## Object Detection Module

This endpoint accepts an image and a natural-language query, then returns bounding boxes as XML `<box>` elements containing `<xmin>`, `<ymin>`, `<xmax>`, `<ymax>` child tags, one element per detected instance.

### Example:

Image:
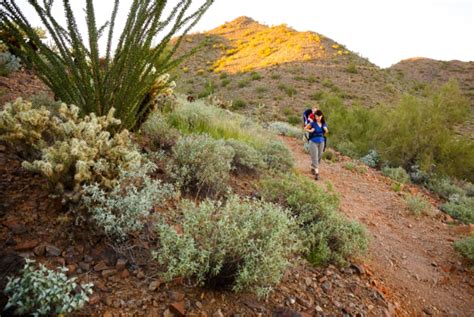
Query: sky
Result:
<box><xmin>14</xmin><ymin>0</ymin><xmax>474</xmax><ymax>68</ymax></box>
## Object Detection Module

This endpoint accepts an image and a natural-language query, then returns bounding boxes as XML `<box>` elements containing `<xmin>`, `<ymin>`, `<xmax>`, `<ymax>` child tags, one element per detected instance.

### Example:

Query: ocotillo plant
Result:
<box><xmin>0</xmin><ymin>0</ymin><xmax>214</xmax><ymax>130</ymax></box>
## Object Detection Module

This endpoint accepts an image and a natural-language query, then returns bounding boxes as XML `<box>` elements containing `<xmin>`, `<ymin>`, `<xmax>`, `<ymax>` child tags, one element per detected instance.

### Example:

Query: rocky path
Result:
<box><xmin>282</xmin><ymin>136</ymin><xmax>474</xmax><ymax>317</ymax></box>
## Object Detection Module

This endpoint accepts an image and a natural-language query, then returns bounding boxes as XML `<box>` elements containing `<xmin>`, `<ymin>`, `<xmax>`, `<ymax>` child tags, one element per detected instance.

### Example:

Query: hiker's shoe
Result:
<box><xmin>315</xmin><ymin>173</ymin><xmax>320</xmax><ymax>180</ymax></box>
<box><xmin>311</xmin><ymin>168</ymin><xmax>316</xmax><ymax>175</ymax></box>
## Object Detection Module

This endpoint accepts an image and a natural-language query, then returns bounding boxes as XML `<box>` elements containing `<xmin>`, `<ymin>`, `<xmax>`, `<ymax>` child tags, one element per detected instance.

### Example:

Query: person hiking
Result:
<box><xmin>303</xmin><ymin>105</ymin><xmax>319</xmax><ymax>142</ymax></box>
<box><xmin>304</xmin><ymin>109</ymin><xmax>328</xmax><ymax>180</ymax></box>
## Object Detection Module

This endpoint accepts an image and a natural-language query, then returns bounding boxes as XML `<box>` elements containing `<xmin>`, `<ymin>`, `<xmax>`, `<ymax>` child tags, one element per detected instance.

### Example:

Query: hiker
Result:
<box><xmin>304</xmin><ymin>109</ymin><xmax>328</xmax><ymax>180</ymax></box>
<box><xmin>303</xmin><ymin>105</ymin><xmax>319</xmax><ymax>142</ymax></box>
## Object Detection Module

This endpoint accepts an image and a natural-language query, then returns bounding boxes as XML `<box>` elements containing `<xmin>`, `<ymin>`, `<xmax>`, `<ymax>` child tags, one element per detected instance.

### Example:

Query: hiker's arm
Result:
<box><xmin>323</xmin><ymin>126</ymin><xmax>328</xmax><ymax>134</ymax></box>
<box><xmin>304</xmin><ymin>124</ymin><xmax>314</xmax><ymax>132</ymax></box>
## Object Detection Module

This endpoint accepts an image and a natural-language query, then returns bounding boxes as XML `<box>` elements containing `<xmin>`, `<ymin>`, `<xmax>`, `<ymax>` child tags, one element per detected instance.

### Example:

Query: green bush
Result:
<box><xmin>260</xmin><ymin>140</ymin><xmax>294</xmax><ymax>173</ymax></box>
<box><xmin>322</xmin><ymin>149</ymin><xmax>337</xmax><ymax>162</ymax></box>
<box><xmin>197</xmin><ymin>80</ymin><xmax>215</xmax><ymax>98</ymax></box>
<box><xmin>307</xmin><ymin>214</ymin><xmax>367</xmax><ymax>266</ymax></box>
<box><xmin>441</xmin><ymin>196</ymin><xmax>474</xmax><ymax>224</ymax></box>
<box><xmin>82</xmin><ymin>162</ymin><xmax>175</xmax><ymax>241</ymax></box>
<box><xmin>404</xmin><ymin>194</ymin><xmax>433</xmax><ymax>217</ymax></box>
<box><xmin>141</xmin><ymin>111</ymin><xmax>180</xmax><ymax>150</ymax></box>
<box><xmin>319</xmin><ymin>82</ymin><xmax>473</xmax><ymax>182</ymax></box>
<box><xmin>232</xmin><ymin>99</ymin><xmax>247</xmax><ymax>110</ymax></box>
<box><xmin>225</xmin><ymin>139</ymin><xmax>266</xmax><ymax>173</ymax></box>
<box><xmin>360</xmin><ymin>149</ymin><xmax>380</xmax><ymax>168</ymax></box>
<box><xmin>427</xmin><ymin>176</ymin><xmax>466</xmax><ymax>200</ymax></box>
<box><xmin>250</xmin><ymin>71</ymin><xmax>262</xmax><ymax>80</ymax></box>
<box><xmin>4</xmin><ymin>259</ymin><xmax>93</xmax><ymax>315</ymax></box>
<box><xmin>260</xmin><ymin>173</ymin><xmax>367</xmax><ymax>266</ymax></box>
<box><xmin>154</xmin><ymin>196</ymin><xmax>300</xmax><ymax>298</ymax></box>
<box><xmin>169</xmin><ymin>134</ymin><xmax>234</xmax><ymax>196</ymax></box>
<box><xmin>453</xmin><ymin>237</ymin><xmax>474</xmax><ymax>265</ymax></box>
<box><xmin>346</xmin><ymin>62</ymin><xmax>358</xmax><ymax>74</ymax></box>
<box><xmin>381</xmin><ymin>167</ymin><xmax>410</xmax><ymax>184</ymax></box>
<box><xmin>166</xmin><ymin>96</ymin><xmax>270</xmax><ymax>148</ymax></box>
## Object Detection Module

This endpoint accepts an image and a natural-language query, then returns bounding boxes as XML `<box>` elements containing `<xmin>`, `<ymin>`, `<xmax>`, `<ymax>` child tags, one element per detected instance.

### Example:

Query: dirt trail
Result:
<box><xmin>282</xmin><ymin>136</ymin><xmax>474</xmax><ymax>317</ymax></box>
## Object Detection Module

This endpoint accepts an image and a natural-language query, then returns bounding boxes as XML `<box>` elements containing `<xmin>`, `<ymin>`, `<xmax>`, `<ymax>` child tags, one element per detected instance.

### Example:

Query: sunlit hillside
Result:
<box><xmin>171</xmin><ymin>17</ymin><xmax>407</xmax><ymax>122</ymax></box>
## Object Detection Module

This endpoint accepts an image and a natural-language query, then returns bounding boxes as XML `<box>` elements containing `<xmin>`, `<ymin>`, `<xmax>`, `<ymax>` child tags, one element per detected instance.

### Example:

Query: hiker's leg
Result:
<box><xmin>309</xmin><ymin>141</ymin><xmax>319</xmax><ymax>171</ymax></box>
<box><xmin>317</xmin><ymin>142</ymin><xmax>324</xmax><ymax>164</ymax></box>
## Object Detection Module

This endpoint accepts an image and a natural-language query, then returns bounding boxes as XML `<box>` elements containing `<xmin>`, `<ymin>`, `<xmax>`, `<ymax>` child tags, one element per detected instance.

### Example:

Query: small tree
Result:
<box><xmin>0</xmin><ymin>0</ymin><xmax>214</xmax><ymax>130</ymax></box>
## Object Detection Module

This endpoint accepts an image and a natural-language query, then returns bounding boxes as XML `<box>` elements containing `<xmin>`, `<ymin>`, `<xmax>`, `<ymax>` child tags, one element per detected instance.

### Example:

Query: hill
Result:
<box><xmin>171</xmin><ymin>17</ymin><xmax>473</xmax><ymax>139</ymax></box>
<box><xmin>171</xmin><ymin>17</ymin><xmax>406</xmax><ymax>121</ymax></box>
<box><xmin>390</xmin><ymin>58</ymin><xmax>474</xmax><ymax>137</ymax></box>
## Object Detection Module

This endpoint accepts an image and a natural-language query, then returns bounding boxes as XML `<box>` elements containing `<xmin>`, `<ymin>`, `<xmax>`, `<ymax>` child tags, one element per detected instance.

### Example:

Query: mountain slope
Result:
<box><xmin>171</xmin><ymin>17</ymin><xmax>406</xmax><ymax>121</ymax></box>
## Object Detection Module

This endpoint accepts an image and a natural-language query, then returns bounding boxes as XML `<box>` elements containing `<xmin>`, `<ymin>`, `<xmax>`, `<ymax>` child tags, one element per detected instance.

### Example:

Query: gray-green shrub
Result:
<box><xmin>4</xmin><ymin>259</ymin><xmax>93</xmax><ymax>315</ymax></box>
<box><xmin>453</xmin><ymin>237</ymin><xmax>474</xmax><ymax>266</ymax></box>
<box><xmin>260</xmin><ymin>173</ymin><xmax>367</xmax><ymax>266</ymax></box>
<box><xmin>441</xmin><ymin>196</ymin><xmax>474</xmax><ymax>224</ymax></box>
<box><xmin>82</xmin><ymin>162</ymin><xmax>175</xmax><ymax>241</ymax></box>
<box><xmin>141</xmin><ymin>111</ymin><xmax>180</xmax><ymax>150</ymax></box>
<box><xmin>269</xmin><ymin>121</ymin><xmax>302</xmax><ymax>139</ymax></box>
<box><xmin>260</xmin><ymin>140</ymin><xmax>294</xmax><ymax>173</ymax></box>
<box><xmin>154</xmin><ymin>196</ymin><xmax>300</xmax><ymax>298</ymax></box>
<box><xmin>169</xmin><ymin>134</ymin><xmax>234</xmax><ymax>196</ymax></box>
<box><xmin>404</xmin><ymin>194</ymin><xmax>433</xmax><ymax>217</ymax></box>
<box><xmin>225</xmin><ymin>139</ymin><xmax>266</xmax><ymax>173</ymax></box>
<box><xmin>381</xmin><ymin>166</ymin><xmax>410</xmax><ymax>184</ymax></box>
<box><xmin>0</xmin><ymin>51</ymin><xmax>21</xmax><ymax>76</ymax></box>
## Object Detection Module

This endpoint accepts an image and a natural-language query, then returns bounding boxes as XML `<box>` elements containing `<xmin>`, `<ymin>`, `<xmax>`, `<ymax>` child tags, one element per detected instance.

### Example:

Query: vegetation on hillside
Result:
<box><xmin>0</xmin><ymin>0</ymin><xmax>213</xmax><ymax>130</ymax></box>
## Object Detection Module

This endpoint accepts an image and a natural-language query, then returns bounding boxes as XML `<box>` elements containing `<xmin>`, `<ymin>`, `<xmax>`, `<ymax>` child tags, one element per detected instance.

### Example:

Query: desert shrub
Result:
<box><xmin>255</xmin><ymin>86</ymin><xmax>267</xmax><ymax>94</ymax></box>
<box><xmin>408</xmin><ymin>164</ymin><xmax>430</xmax><ymax>184</ymax></box>
<box><xmin>141</xmin><ymin>111</ymin><xmax>180</xmax><ymax>150</ymax></box>
<box><xmin>287</xmin><ymin>115</ymin><xmax>299</xmax><ymax>125</ymax></box>
<box><xmin>427</xmin><ymin>176</ymin><xmax>466</xmax><ymax>200</ymax></box>
<box><xmin>346</xmin><ymin>62</ymin><xmax>358</xmax><ymax>74</ymax></box>
<box><xmin>310</xmin><ymin>91</ymin><xmax>324</xmax><ymax>101</ymax></box>
<box><xmin>322</xmin><ymin>149</ymin><xmax>337</xmax><ymax>162</ymax></box>
<box><xmin>360</xmin><ymin>149</ymin><xmax>380</xmax><ymax>168</ymax></box>
<box><xmin>441</xmin><ymin>196</ymin><xmax>474</xmax><ymax>224</ymax></box>
<box><xmin>82</xmin><ymin>162</ymin><xmax>175</xmax><ymax>241</ymax></box>
<box><xmin>0</xmin><ymin>99</ymin><xmax>142</xmax><ymax>193</ymax></box>
<box><xmin>221</xmin><ymin>78</ymin><xmax>231</xmax><ymax>87</ymax></box>
<box><xmin>225</xmin><ymin>139</ymin><xmax>266</xmax><ymax>173</ymax></box>
<box><xmin>0</xmin><ymin>51</ymin><xmax>21</xmax><ymax>76</ymax></box>
<box><xmin>238</xmin><ymin>79</ymin><xmax>250</xmax><ymax>88</ymax></box>
<box><xmin>278</xmin><ymin>84</ymin><xmax>297</xmax><ymax>97</ymax></box>
<box><xmin>268</xmin><ymin>121</ymin><xmax>302</xmax><ymax>138</ymax></box>
<box><xmin>154</xmin><ymin>196</ymin><xmax>300</xmax><ymax>298</ymax></box>
<box><xmin>1</xmin><ymin>0</ymin><xmax>213</xmax><ymax>130</ymax></box>
<box><xmin>166</xmin><ymin>96</ymin><xmax>270</xmax><ymax>148</ymax></box>
<box><xmin>27</xmin><ymin>92</ymin><xmax>62</xmax><ymax>115</ymax></box>
<box><xmin>335</xmin><ymin>141</ymin><xmax>359</xmax><ymax>158</ymax></box>
<box><xmin>232</xmin><ymin>99</ymin><xmax>247</xmax><ymax>110</ymax></box>
<box><xmin>381</xmin><ymin>167</ymin><xmax>410</xmax><ymax>184</ymax></box>
<box><xmin>260</xmin><ymin>140</ymin><xmax>294</xmax><ymax>173</ymax></box>
<box><xmin>344</xmin><ymin>162</ymin><xmax>356</xmax><ymax>171</ymax></box>
<box><xmin>307</xmin><ymin>214</ymin><xmax>367</xmax><ymax>266</ymax></box>
<box><xmin>169</xmin><ymin>134</ymin><xmax>234</xmax><ymax>196</ymax></box>
<box><xmin>260</xmin><ymin>173</ymin><xmax>367</xmax><ymax>265</ymax></box>
<box><xmin>198</xmin><ymin>80</ymin><xmax>215</xmax><ymax>98</ymax></box>
<box><xmin>453</xmin><ymin>237</ymin><xmax>474</xmax><ymax>265</ymax></box>
<box><xmin>4</xmin><ymin>259</ymin><xmax>93</xmax><ymax>315</ymax></box>
<box><xmin>404</xmin><ymin>194</ymin><xmax>433</xmax><ymax>217</ymax></box>
<box><xmin>250</xmin><ymin>71</ymin><xmax>262</xmax><ymax>80</ymax></box>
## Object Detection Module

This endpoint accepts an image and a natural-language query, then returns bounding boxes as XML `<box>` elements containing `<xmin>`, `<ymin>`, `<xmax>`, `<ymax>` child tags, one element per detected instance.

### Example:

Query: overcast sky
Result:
<box><xmin>15</xmin><ymin>0</ymin><xmax>474</xmax><ymax>68</ymax></box>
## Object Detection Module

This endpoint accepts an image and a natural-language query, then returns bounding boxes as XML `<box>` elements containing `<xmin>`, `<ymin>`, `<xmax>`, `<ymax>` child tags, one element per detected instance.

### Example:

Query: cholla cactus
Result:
<box><xmin>0</xmin><ymin>98</ymin><xmax>143</xmax><ymax>193</ymax></box>
<box><xmin>0</xmin><ymin>98</ymin><xmax>50</xmax><ymax>151</ymax></box>
<box><xmin>4</xmin><ymin>259</ymin><xmax>93</xmax><ymax>315</ymax></box>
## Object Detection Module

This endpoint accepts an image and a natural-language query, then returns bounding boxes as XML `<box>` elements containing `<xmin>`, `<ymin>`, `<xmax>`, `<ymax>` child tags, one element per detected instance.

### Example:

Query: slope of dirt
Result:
<box><xmin>282</xmin><ymin>136</ymin><xmax>474</xmax><ymax>316</ymax></box>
